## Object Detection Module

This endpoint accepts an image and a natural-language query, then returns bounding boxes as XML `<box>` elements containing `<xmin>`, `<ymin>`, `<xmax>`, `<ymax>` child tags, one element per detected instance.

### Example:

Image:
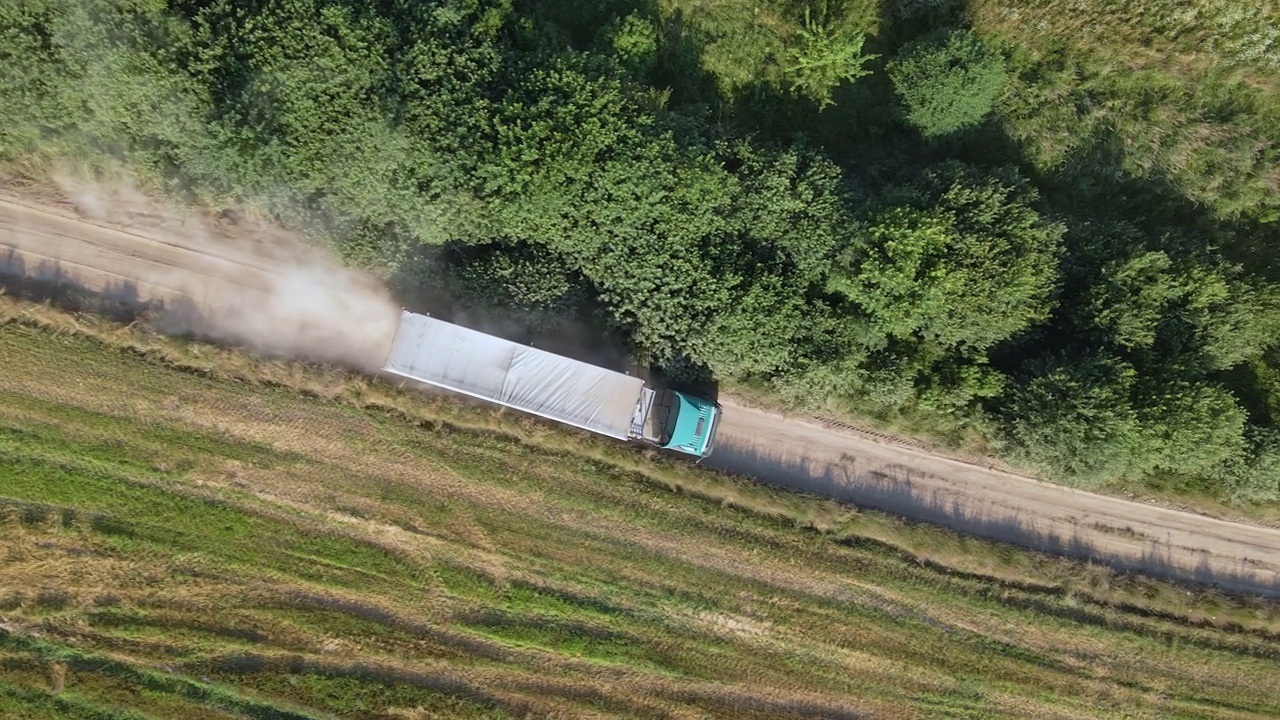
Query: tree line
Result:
<box><xmin>2</xmin><ymin>0</ymin><xmax>1279</xmax><ymax>501</ymax></box>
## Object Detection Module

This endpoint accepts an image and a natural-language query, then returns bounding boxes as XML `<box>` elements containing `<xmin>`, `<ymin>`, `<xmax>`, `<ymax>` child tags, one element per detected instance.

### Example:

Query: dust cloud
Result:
<box><xmin>52</xmin><ymin>176</ymin><xmax>401</xmax><ymax>371</ymax></box>
<box><xmin>164</xmin><ymin>243</ymin><xmax>401</xmax><ymax>372</ymax></box>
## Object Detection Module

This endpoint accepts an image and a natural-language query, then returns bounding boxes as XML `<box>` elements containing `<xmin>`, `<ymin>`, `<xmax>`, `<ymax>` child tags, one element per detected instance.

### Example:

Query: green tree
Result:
<box><xmin>784</xmin><ymin>3</ymin><xmax>878</xmax><ymax>108</ymax></box>
<box><xmin>1132</xmin><ymin>375</ymin><xmax>1248</xmax><ymax>479</ymax></box>
<box><xmin>915</xmin><ymin>351</ymin><xmax>1005</xmax><ymax>414</ymax></box>
<box><xmin>770</xmin><ymin>311</ymin><xmax>880</xmax><ymax>404</ymax></box>
<box><xmin>693</xmin><ymin>143</ymin><xmax>852</xmax><ymax>378</ymax></box>
<box><xmin>179</xmin><ymin>1</ymin><xmax>423</xmax><ymax>224</ymax></box>
<box><xmin>448</xmin><ymin>241</ymin><xmax>589</xmax><ymax>329</ymax></box>
<box><xmin>466</xmin><ymin>54</ymin><xmax>738</xmax><ymax>362</ymax></box>
<box><xmin>1066</xmin><ymin>221</ymin><xmax>1280</xmax><ymax>371</ymax></box>
<box><xmin>0</xmin><ymin>0</ymin><xmax>238</xmax><ymax>195</ymax></box>
<box><xmin>1191</xmin><ymin>276</ymin><xmax>1280</xmax><ymax>371</ymax></box>
<box><xmin>999</xmin><ymin>216</ymin><xmax>1277</xmax><ymax>492</ymax></box>
<box><xmin>1004</xmin><ymin>351</ymin><xmax>1250</xmax><ymax>485</ymax></box>
<box><xmin>1085</xmin><ymin>250</ymin><xmax>1183</xmax><ymax>351</ymax></box>
<box><xmin>601</xmin><ymin>13</ymin><xmax>658</xmax><ymax>78</ymax></box>
<box><xmin>727</xmin><ymin>143</ymin><xmax>850</xmax><ymax>284</ymax></box>
<box><xmin>887</xmin><ymin>28</ymin><xmax>1007</xmax><ymax>137</ymax></box>
<box><xmin>830</xmin><ymin>162</ymin><xmax>1063</xmax><ymax>352</ymax></box>
<box><xmin>1002</xmin><ymin>353</ymin><xmax>1145</xmax><ymax>486</ymax></box>
<box><xmin>1219</xmin><ymin>428</ymin><xmax>1280</xmax><ymax>504</ymax></box>
<box><xmin>0</xmin><ymin>0</ymin><xmax>73</xmax><ymax>158</ymax></box>
<box><xmin>699</xmin><ymin>273</ymin><xmax>812</xmax><ymax>377</ymax></box>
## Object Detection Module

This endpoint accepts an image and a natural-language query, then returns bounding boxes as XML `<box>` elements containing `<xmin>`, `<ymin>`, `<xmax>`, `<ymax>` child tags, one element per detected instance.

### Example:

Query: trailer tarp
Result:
<box><xmin>382</xmin><ymin>311</ymin><xmax>645</xmax><ymax>440</ymax></box>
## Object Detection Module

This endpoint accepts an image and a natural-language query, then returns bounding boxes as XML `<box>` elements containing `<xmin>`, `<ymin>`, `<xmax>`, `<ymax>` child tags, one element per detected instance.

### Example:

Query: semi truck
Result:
<box><xmin>381</xmin><ymin>310</ymin><xmax>722</xmax><ymax>458</ymax></box>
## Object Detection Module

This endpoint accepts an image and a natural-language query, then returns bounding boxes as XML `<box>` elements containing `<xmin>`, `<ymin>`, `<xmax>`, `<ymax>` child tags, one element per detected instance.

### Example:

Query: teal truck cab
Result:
<box><xmin>637</xmin><ymin>388</ymin><xmax>722</xmax><ymax>458</ymax></box>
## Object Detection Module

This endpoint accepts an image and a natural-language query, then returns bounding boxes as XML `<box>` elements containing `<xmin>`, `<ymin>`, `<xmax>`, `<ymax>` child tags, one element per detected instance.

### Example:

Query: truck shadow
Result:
<box><xmin>707</xmin><ymin>437</ymin><xmax>1280</xmax><ymax>600</ymax></box>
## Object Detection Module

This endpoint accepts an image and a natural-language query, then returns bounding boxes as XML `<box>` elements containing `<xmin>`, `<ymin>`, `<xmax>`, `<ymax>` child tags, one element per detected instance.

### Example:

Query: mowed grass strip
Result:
<box><xmin>1</xmin><ymin>306</ymin><xmax>1280</xmax><ymax>717</ymax></box>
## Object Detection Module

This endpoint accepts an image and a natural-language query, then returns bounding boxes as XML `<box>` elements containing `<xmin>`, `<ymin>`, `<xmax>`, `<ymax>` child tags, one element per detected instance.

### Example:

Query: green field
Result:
<box><xmin>3</xmin><ymin>298</ymin><xmax>1280</xmax><ymax>718</ymax></box>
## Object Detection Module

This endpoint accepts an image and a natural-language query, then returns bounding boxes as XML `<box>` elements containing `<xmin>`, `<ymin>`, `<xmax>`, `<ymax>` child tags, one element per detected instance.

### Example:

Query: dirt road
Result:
<box><xmin>4</xmin><ymin>191</ymin><xmax>1280</xmax><ymax>597</ymax></box>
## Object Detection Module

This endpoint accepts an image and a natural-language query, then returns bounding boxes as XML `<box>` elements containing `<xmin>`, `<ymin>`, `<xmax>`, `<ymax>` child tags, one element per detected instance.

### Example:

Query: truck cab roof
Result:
<box><xmin>661</xmin><ymin>391</ymin><xmax>721</xmax><ymax>458</ymax></box>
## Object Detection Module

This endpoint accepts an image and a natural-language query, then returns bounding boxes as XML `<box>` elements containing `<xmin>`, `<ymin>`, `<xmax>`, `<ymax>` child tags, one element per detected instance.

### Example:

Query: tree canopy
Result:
<box><xmin>830</xmin><ymin>162</ymin><xmax>1063</xmax><ymax>352</ymax></box>
<box><xmin>887</xmin><ymin>29</ymin><xmax>1008</xmax><ymax>137</ymax></box>
<box><xmin>3</xmin><ymin>0</ymin><xmax>1280</xmax><ymax>504</ymax></box>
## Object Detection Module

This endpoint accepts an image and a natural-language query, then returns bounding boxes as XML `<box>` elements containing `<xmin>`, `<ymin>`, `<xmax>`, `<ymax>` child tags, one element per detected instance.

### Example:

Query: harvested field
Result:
<box><xmin>2</xmin><ymin>300</ymin><xmax>1280</xmax><ymax>718</ymax></box>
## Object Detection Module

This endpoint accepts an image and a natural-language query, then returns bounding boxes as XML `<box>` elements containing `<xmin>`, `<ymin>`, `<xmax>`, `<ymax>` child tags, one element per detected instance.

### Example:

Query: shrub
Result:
<box><xmin>887</xmin><ymin>29</ymin><xmax>1007</xmax><ymax>137</ymax></box>
<box><xmin>1220</xmin><ymin>428</ymin><xmax>1280</xmax><ymax>504</ymax></box>
<box><xmin>830</xmin><ymin>162</ymin><xmax>1063</xmax><ymax>352</ymax></box>
<box><xmin>605</xmin><ymin>13</ymin><xmax>659</xmax><ymax>76</ymax></box>
<box><xmin>784</xmin><ymin>5</ymin><xmax>878</xmax><ymax>108</ymax></box>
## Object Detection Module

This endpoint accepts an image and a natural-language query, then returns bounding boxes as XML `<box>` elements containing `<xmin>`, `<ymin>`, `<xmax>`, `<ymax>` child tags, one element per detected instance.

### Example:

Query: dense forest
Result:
<box><xmin>3</xmin><ymin>0</ymin><xmax>1280</xmax><ymax>502</ymax></box>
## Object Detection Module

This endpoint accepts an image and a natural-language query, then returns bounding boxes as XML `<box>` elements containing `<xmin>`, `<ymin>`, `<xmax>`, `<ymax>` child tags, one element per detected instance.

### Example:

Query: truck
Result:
<box><xmin>381</xmin><ymin>310</ymin><xmax>722</xmax><ymax>458</ymax></box>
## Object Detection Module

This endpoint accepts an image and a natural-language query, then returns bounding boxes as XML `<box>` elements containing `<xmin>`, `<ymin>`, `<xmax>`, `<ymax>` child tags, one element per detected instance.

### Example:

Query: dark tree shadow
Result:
<box><xmin>0</xmin><ymin>248</ymin><xmax>236</xmax><ymax>352</ymax></box>
<box><xmin>1</xmin><ymin>248</ymin><xmax>153</xmax><ymax>323</ymax></box>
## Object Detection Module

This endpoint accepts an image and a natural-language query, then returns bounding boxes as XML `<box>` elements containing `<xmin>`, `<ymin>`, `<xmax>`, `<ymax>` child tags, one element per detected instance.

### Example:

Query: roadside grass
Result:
<box><xmin>2</xmin><ymin>296</ymin><xmax>1280</xmax><ymax>716</ymax></box>
<box><xmin>6</xmin><ymin>290</ymin><xmax>1280</xmax><ymax>626</ymax></box>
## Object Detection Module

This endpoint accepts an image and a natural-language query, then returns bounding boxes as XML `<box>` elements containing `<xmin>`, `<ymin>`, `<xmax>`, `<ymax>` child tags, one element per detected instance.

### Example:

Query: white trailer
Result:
<box><xmin>381</xmin><ymin>310</ymin><xmax>721</xmax><ymax>457</ymax></box>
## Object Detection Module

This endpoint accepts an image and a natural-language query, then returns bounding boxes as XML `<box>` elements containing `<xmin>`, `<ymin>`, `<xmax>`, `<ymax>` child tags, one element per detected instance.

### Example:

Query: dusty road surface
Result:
<box><xmin>0</xmin><ymin>191</ymin><xmax>399</xmax><ymax>370</ymax></box>
<box><xmin>4</xmin><ymin>189</ymin><xmax>1280</xmax><ymax>598</ymax></box>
